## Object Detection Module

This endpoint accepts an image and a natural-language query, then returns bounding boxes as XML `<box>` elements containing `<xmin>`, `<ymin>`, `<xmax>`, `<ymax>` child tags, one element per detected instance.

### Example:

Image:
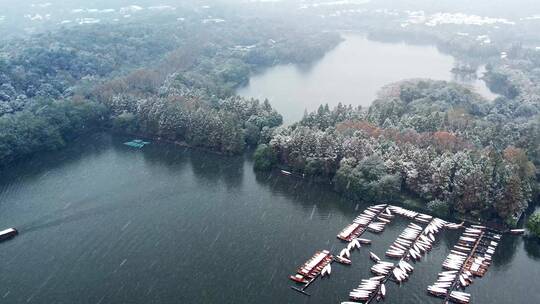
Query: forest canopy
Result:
<box><xmin>257</xmin><ymin>79</ymin><xmax>538</xmax><ymax>224</ymax></box>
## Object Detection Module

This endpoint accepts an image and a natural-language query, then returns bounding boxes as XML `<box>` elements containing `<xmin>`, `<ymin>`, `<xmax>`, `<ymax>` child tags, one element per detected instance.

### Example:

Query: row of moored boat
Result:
<box><xmin>349</xmin><ymin>276</ymin><xmax>387</xmax><ymax>302</ymax></box>
<box><xmin>289</xmin><ymin>250</ymin><xmax>333</xmax><ymax>284</ymax></box>
<box><xmin>338</xmin><ymin>204</ymin><xmax>388</xmax><ymax>241</ymax></box>
<box><xmin>427</xmin><ymin>225</ymin><xmax>501</xmax><ymax>303</ymax></box>
<box><xmin>366</xmin><ymin>206</ymin><xmax>394</xmax><ymax>234</ymax></box>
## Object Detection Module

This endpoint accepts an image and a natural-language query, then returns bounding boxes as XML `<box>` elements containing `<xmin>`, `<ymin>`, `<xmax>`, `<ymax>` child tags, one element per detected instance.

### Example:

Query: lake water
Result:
<box><xmin>238</xmin><ymin>34</ymin><xmax>498</xmax><ymax>123</ymax></box>
<box><xmin>0</xmin><ymin>133</ymin><xmax>538</xmax><ymax>304</ymax></box>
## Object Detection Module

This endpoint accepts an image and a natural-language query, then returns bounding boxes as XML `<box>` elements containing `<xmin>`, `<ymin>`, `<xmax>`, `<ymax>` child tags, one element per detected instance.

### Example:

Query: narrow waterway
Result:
<box><xmin>238</xmin><ymin>34</ymin><xmax>497</xmax><ymax>123</ymax></box>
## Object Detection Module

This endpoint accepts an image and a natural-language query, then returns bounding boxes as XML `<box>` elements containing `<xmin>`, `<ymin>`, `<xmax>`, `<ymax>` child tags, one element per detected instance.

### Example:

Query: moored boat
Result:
<box><xmin>370</xmin><ymin>252</ymin><xmax>381</xmax><ymax>262</ymax></box>
<box><xmin>335</xmin><ymin>255</ymin><xmax>352</xmax><ymax>265</ymax></box>
<box><xmin>510</xmin><ymin>229</ymin><xmax>525</xmax><ymax>235</ymax></box>
<box><xmin>289</xmin><ymin>274</ymin><xmax>308</xmax><ymax>284</ymax></box>
<box><xmin>340</xmin><ymin>248</ymin><xmax>351</xmax><ymax>258</ymax></box>
<box><xmin>321</xmin><ymin>266</ymin><xmax>328</xmax><ymax>277</ymax></box>
<box><xmin>358</xmin><ymin>238</ymin><xmax>372</xmax><ymax>244</ymax></box>
<box><xmin>351</xmin><ymin>239</ymin><xmax>361</xmax><ymax>249</ymax></box>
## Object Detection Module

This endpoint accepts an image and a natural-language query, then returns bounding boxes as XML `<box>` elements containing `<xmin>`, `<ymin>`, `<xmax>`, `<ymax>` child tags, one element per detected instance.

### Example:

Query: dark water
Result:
<box><xmin>0</xmin><ymin>134</ymin><xmax>538</xmax><ymax>304</ymax></box>
<box><xmin>238</xmin><ymin>34</ymin><xmax>497</xmax><ymax>123</ymax></box>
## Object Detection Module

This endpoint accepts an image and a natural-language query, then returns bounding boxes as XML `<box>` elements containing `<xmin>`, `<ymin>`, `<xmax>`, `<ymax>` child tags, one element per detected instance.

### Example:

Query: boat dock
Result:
<box><xmin>427</xmin><ymin>225</ymin><xmax>501</xmax><ymax>304</ymax></box>
<box><xmin>337</xmin><ymin>204</ymin><xmax>388</xmax><ymax>242</ymax></box>
<box><xmin>349</xmin><ymin>217</ymin><xmax>448</xmax><ymax>303</ymax></box>
<box><xmin>288</xmin><ymin>203</ymin><xmax>509</xmax><ymax>303</ymax></box>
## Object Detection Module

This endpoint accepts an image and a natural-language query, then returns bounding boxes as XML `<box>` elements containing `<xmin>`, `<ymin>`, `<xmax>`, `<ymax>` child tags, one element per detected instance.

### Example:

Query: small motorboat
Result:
<box><xmin>0</xmin><ymin>228</ymin><xmax>18</xmax><ymax>242</ymax></box>
<box><xmin>381</xmin><ymin>283</ymin><xmax>386</xmax><ymax>298</ymax></box>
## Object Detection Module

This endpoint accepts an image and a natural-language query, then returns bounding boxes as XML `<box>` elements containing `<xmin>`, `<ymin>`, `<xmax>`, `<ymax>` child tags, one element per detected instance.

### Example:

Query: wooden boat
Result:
<box><xmin>0</xmin><ymin>228</ymin><xmax>18</xmax><ymax>242</ymax></box>
<box><xmin>427</xmin><ymin>286</ymin><xmax>448</xmax><ymax>297</ymax></box>
<box><xmin>449</xmin><ymin>291</ymin><xmax>470</xmax><ymax>304</ymax></box>
<box><xmin>371</xmin><ymin>261</ymin><xmax>394</xmax><ymax>275</ymax></box>
<box><xmin>370</xmin><ymin>252</ymin><xmax>381</xmax><ymax>262</ymax></box>
<box><xmin>358</xmin><ymin>238</ymin><xmax>372</xmax><ymax>244</ymax></box>
<box><xmin>348</xmin><ymin>276</ymin><xmax>383</xmax><ymax>301</ymax></box>
<box><xmin>335</xmin><ymin>255</ymin><xmax>352</xmax><ymax>265</ymax></box>
<box><xmin>368</xmin><ymin>222</ymin><xmax>386</xmax><ymax>233</ymax></box>
<box><xmin>393</xmin><ymin>267</ymin><xmax>408</xmax><ymax>282</ymax></box>
<box><xmin>377</xmin><ymin>217</ymin><xmax>391</xmax><ymax>223</ymax></box>
<box><xmin>386</xmin><ymin>250</ymin><xmax>404</xmax><ymax>258</ymax></box>
<box><xmin>340</xmin><ymin>248</ymin><xmax>351</xmax><ymax>258</ymax></box>
<box><xmin>399</xmin><ymin>260</ymin><xmax>413</xmax><ymax>272</ymax></box>
<box><xmin>459</xmin><ymin>275</ymin><xmax>468</xmax><ymax>287</ymax></box>
<box><xmin>321</xmin><ymin>266</ymin><xmax>329</xmax><ymax>277</ymax></box>
<box><xmin>290</xmin><ymin>273</ymin><xmax>308</xmax><ymax>284</ymax></box>
<box><xmin>445</xmin><ymin>221</ymin><xmax>465</xmax><ymax>229</ymax></box>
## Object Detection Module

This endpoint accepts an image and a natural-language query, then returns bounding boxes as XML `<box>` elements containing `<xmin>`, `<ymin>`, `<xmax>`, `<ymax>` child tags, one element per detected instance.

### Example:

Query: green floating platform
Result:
<box><xmin>124</xmin><ymin>139</ymin><xmax>150</xmax><ymax>148</ymax></box>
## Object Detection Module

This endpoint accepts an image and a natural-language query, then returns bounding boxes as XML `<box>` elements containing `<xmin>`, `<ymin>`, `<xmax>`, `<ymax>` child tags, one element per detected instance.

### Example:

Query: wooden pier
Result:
<box><xmin>442</xmin><ymin>230</ymin><xmax>484</xmax><ymax>304</ymax></box>
<box><xmin>290</xmin><ymin>274</ymin><xmax>318</xmax><ymax>296</ymax></box>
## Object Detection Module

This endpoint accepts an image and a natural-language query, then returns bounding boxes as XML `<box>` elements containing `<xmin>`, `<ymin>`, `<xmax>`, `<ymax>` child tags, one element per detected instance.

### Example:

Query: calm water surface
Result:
<box><xmin>238</xmin><ymin>34</ymin><xmax>498</xmax><ymax>123</ymax></box>
<box><xmin>0</xmin><ymin>134</ymin><xmax>538</xmax><ymax>304</ymax></box>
